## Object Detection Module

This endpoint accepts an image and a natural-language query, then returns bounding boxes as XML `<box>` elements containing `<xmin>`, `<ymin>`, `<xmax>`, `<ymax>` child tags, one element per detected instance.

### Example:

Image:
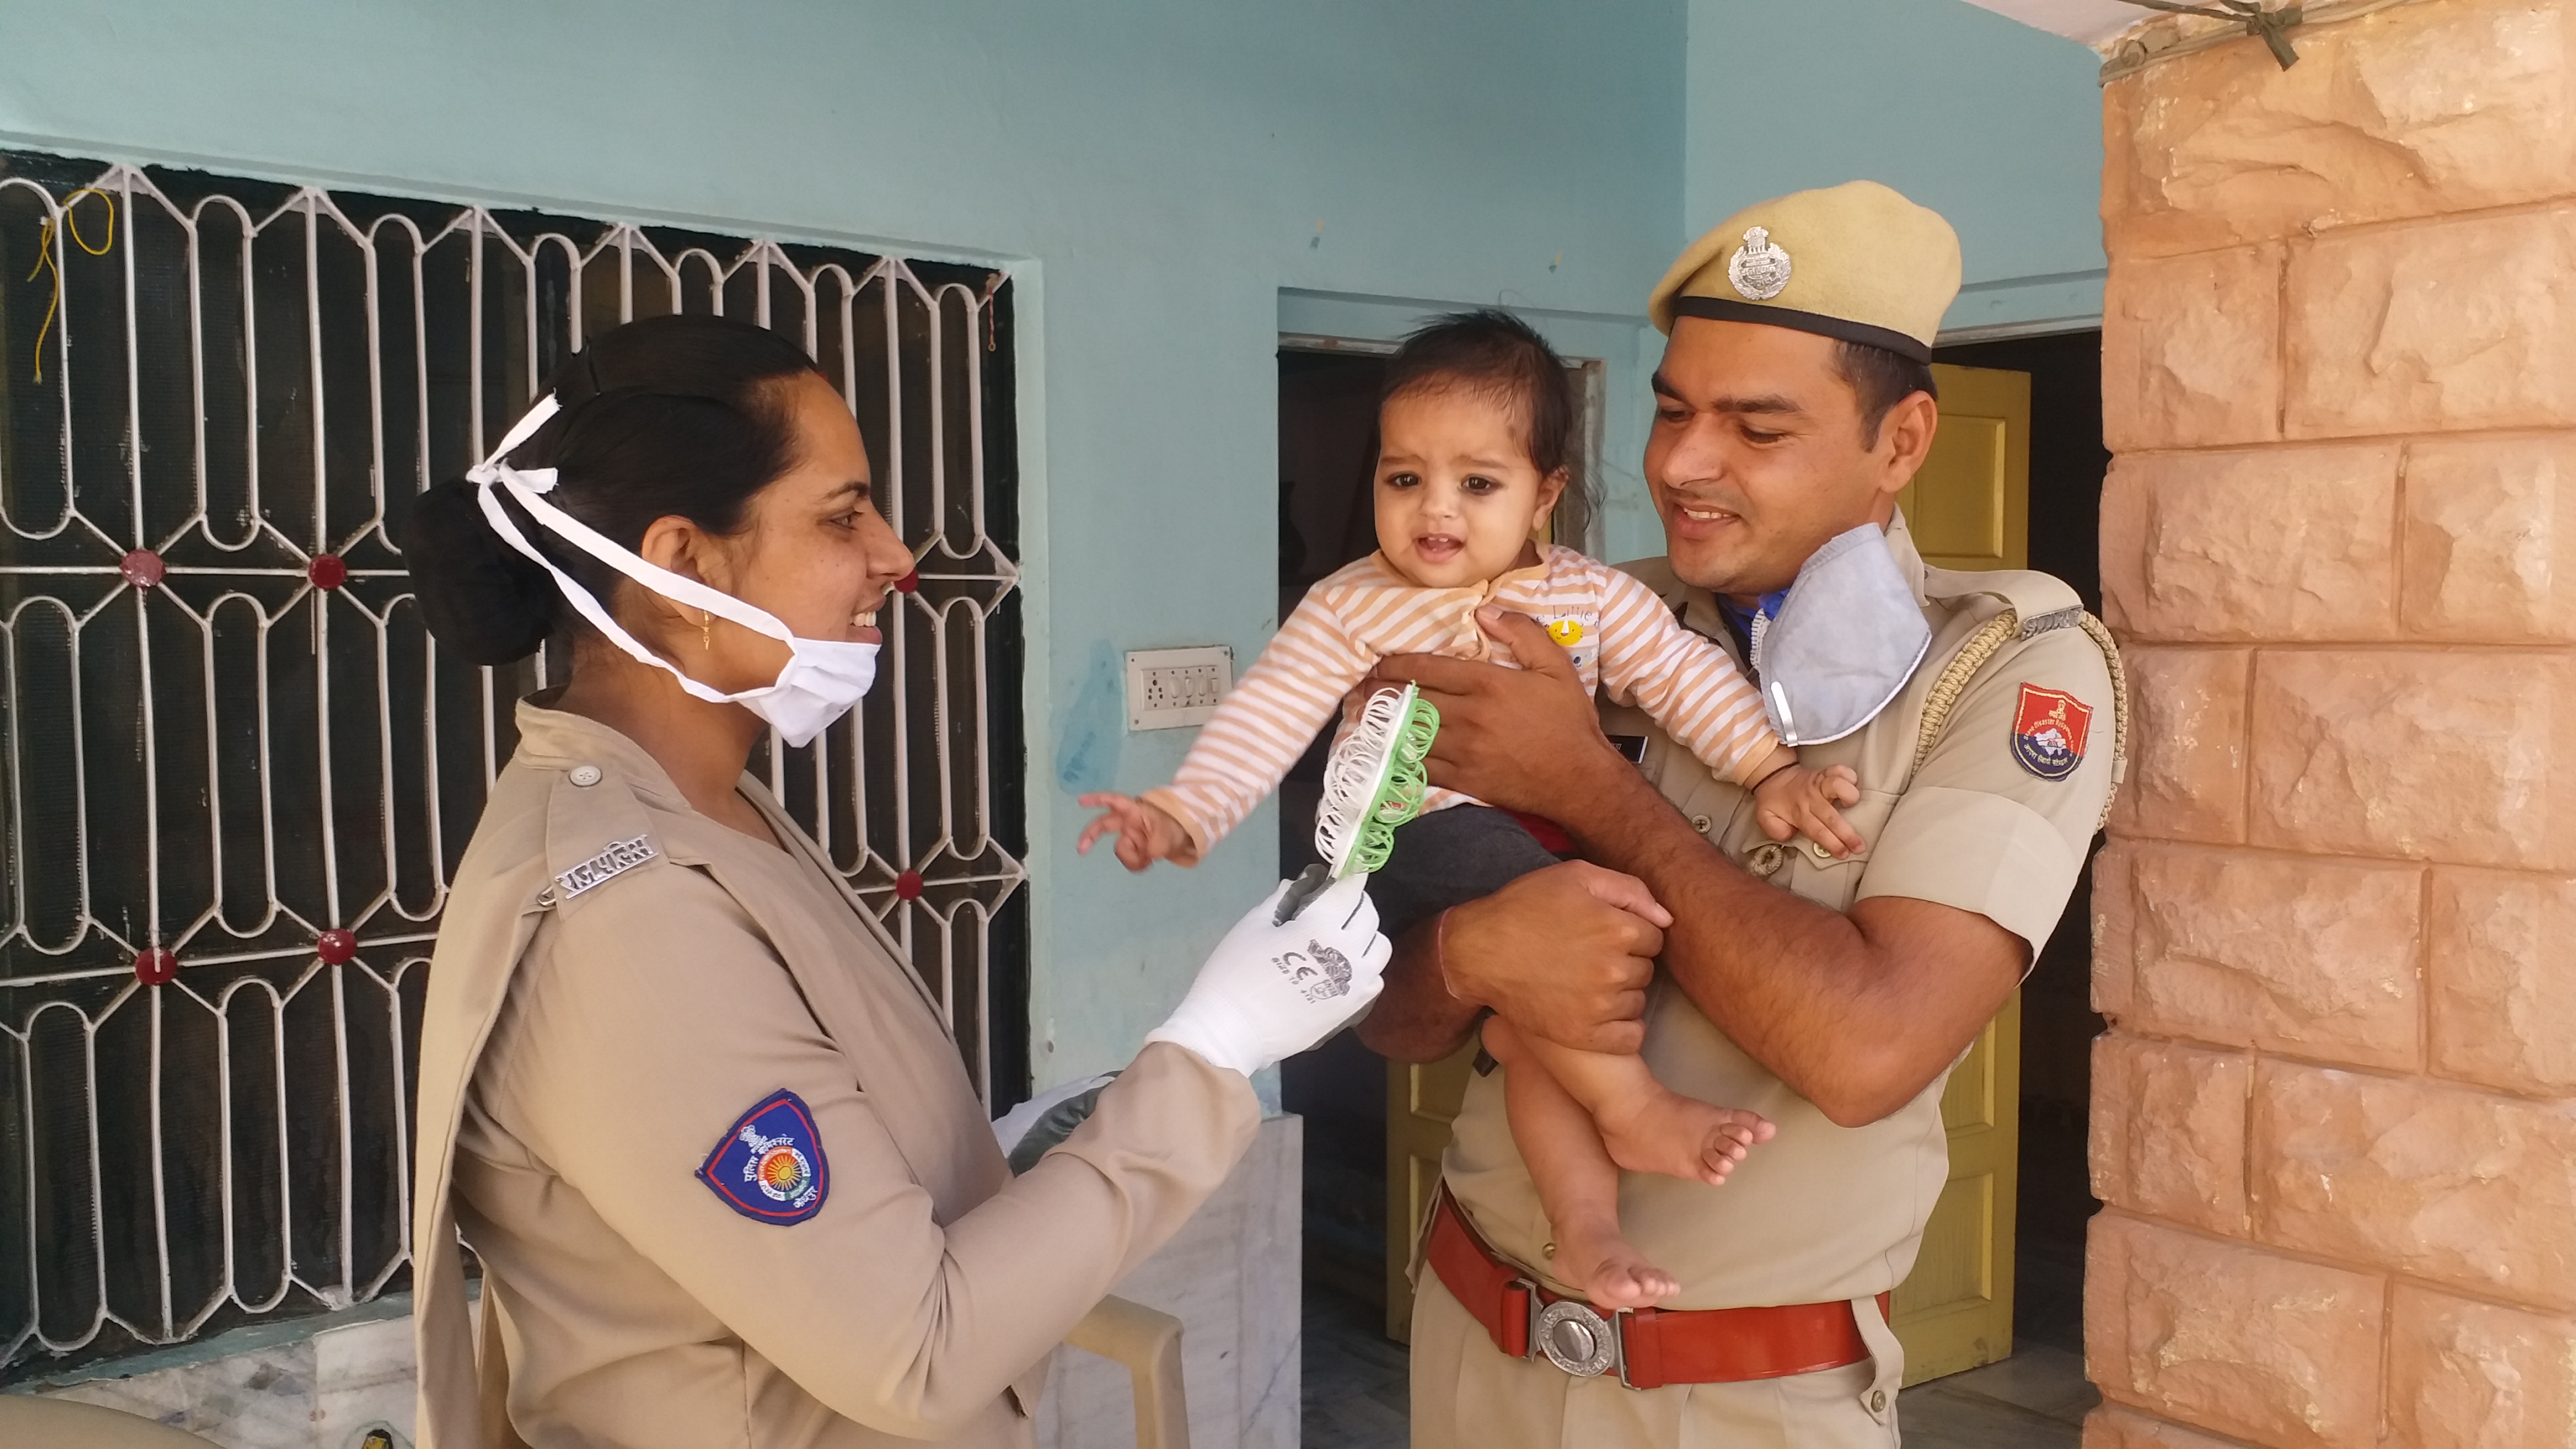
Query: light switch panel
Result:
<box><xmin>1126</xmin><ymin>646</ymin><xmax>1233</xmax><ymax>730</ymax></box>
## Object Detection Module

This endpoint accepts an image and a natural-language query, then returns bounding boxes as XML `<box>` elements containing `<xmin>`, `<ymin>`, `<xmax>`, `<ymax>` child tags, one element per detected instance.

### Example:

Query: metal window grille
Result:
<box><xmin>0</xmin><ymin>151</ymin><xmax>1027</xmax><ymax>1379</ymax></box>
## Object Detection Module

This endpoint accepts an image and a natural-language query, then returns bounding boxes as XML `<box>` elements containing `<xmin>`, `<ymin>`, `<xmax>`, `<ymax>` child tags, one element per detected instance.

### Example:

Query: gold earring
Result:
<box><xmin>700</xmin><ymin>610</ymin><xmax>713</xmax><ymax>652</ymax></box>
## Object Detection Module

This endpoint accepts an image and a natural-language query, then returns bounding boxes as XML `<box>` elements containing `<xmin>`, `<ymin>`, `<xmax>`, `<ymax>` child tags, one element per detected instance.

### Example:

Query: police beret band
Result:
<box><xmin>1650</xmin><ymin>180</ymin><xmax>1963</xmax><ymax>361</ymax></box>
<box><xmin>1665</xmin><ymin>295</ymin><xmax>1937</xmax><ymax>364</ymax></box>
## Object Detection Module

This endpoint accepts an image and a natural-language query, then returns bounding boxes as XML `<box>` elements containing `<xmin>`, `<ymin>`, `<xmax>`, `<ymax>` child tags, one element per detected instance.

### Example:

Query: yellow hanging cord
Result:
<box><xmin>27</xmin><ymin>187</ymin><xmax>115</xmax><ymax>384</ymax></box>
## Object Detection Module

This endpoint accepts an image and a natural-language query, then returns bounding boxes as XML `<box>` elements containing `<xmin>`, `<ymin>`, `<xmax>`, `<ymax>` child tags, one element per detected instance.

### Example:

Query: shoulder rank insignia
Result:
<box><xmin>2011</xmin><ymin>683</ymin><xmax>2092</xmax><ymax>781</ymax></box>
<box><xmin>698</xmin><ymin>1089</ymin><xmax>830</xmax><ymax>1224</ymax></box>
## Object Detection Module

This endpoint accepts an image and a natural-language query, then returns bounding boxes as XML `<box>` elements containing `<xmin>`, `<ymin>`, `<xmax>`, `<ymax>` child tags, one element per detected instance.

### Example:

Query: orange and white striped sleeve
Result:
<box><xmin>1140</xmin><ymin>585</ymin><xmax>1380</xmax><ymax>858</ymax></box>
<box><xmin>1592</xmin><ymin>566</ymin><xmax>1782</xmax><ymax>785</ymax></box>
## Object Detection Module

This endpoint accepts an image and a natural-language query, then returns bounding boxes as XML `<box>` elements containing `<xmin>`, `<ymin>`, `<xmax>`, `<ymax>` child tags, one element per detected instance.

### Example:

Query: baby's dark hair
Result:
<box><xmin>1380</xmin><ymin>309</ymin><xmax>1577</xmax><ymax>483</ymax></box>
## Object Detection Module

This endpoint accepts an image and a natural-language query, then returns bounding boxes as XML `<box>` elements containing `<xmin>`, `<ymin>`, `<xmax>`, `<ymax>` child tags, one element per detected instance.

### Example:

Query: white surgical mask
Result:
<box><xmin>1748</xmin><ymin>522</ymin><xmax>1931</xmax><ymax>746</ymax></box>
<box><xmin>467</xmin><ymin>394</ymin><xmax>883</xmax><ymax>748</ymax></box>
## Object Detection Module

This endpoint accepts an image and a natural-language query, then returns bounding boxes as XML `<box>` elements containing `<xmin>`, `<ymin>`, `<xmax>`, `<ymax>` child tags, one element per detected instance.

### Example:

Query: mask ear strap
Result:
<box><xmin>473</xmin><ymin>477</ymin><xmax>749</xmax><ymax>705</ymax></box>
<box><xmin>496</xmin><ymin>479</ymin><xmax>795</xmax><ymax>644</ymax></box>
<box><xmin>468</xmin><ymin>394</ymin><xmax>565</xmax><ymax>490</ymax></box>
<box><xmin>468</xmin><ymin>394</ymin><xmax>798</xmax><ymax>645</ymax></box>
<box><xmin>463</xmin><ymin>392</ymin><xmax>793</xmax><ymax>704</ymax></box>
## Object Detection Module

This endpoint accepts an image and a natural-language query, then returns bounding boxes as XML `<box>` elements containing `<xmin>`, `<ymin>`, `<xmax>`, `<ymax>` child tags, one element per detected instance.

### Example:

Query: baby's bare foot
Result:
<box><xmin>1594</xmin><ymin>1090</ymin><xmax>1776</xmax><ymax>1186</ymax></box>
<box><xmin>1551</xmin><ymin>1218</ymin><xmax>1679</xmax><ymax>1311</ymax></box>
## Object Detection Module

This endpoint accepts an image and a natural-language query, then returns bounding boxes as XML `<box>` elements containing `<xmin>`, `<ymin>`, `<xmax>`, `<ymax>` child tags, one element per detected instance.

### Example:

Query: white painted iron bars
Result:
<box><xmin>0</xmin><ymin>157</ymin><xmax>1025</xmax><ymax>1374</ymax></box>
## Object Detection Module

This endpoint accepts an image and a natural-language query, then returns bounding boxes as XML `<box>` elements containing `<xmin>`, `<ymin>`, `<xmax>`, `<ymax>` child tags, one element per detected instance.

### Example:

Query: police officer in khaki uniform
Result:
<box><xmin>1362</xmin><ymin>181</ymin><xmax>2124</xmax><ymax>1447</ymax></box>
<box><xmin>400</xmin><ymin>315</ymin><xmax>1391</xmax><ymax>1449</ymax></box>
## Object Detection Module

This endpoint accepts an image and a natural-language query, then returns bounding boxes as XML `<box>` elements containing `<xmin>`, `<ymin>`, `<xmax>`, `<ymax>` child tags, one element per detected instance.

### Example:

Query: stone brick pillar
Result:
<box><xmin>2090</xmin><ymin>3</ymin><xmax>2576</xmax><ymax>1447</ymax></box>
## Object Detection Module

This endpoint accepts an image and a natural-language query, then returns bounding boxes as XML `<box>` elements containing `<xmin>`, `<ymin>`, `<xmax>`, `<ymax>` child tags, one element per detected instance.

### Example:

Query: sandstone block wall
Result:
<box><xmin>2091</xmin><ymin>3</ymin><xmax>2576</xmax><ymax>1446</ymax></box>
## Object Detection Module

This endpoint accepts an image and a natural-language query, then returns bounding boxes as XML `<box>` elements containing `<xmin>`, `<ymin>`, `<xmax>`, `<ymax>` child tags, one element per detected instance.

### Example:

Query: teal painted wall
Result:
<box><xmin>0</xmin><ymin>0</ymin><xmax>1685</xmax><ymax>1090</ymax></box>
<box><xmin>1687</xmin><ymin>0</ymin><xmax>2108</xmax><ymax>335</ymax></box>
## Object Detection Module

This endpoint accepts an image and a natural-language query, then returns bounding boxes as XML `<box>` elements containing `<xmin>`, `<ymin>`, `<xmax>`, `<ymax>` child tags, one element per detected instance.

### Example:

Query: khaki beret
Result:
<box><xmin>1649</xmin><ymin>180</ymin><xmax>1962</xmax><ymax>362</ymax></box>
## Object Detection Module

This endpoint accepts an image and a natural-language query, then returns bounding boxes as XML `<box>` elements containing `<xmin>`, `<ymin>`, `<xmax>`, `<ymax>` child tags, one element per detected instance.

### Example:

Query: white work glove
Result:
<box><xmin>1144</xmin><ymin>874</ymin><xmax>1390</xmax><ymax>1078</ymax></box>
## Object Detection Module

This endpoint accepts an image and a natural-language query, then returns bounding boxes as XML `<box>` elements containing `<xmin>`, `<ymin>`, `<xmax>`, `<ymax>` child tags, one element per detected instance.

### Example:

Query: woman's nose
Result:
<box><xmin>861</xmin><ymin>508</ymin><xmax>916</xmax><ymax>580</ymax></box>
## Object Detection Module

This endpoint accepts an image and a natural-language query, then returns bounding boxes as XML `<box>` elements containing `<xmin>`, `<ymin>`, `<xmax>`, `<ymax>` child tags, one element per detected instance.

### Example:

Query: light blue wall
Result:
<box><xmin>1687</xmin><ymin>0</ymin><xmax>2108</xmax><ymax>336</ymax></box>
<box><xmin>0</xmin><ymin>0</ymin><xmax>1686</xmax><ymax>1090</ymax></box>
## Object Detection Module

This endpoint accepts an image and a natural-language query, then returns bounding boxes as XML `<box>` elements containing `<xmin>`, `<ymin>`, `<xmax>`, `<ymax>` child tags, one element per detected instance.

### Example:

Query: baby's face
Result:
<box><xmin>1373</xmin><ymin>385</ymin><xmax>1565</xmax><ymax>589</ymax></box>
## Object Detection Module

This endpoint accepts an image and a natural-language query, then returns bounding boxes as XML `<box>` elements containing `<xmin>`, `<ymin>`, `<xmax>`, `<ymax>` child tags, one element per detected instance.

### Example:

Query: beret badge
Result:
<box><xmin>1726</xmin><ymin>226</ymin><xmax>1793</xmax><ymax>302</ymax></box>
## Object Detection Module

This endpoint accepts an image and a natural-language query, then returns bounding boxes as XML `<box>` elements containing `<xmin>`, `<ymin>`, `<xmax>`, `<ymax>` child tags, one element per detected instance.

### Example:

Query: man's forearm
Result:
<box><xmin>1549</xmin><ymin>758</ymin><xmax>1930</xmax><ymax>1123</ymax></box>
<box><xmin>1353</xmin><ymin>917</ymin><xmax>1483</xmax><ymax>1063</ymax></box>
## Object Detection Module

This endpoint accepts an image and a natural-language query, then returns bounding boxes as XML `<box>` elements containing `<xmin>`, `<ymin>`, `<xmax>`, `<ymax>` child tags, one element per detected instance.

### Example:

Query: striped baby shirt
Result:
<box><xmin>1141</xmin><ymin>543</ymin><xmax>1781</xmax><ymax>858</ymax></box>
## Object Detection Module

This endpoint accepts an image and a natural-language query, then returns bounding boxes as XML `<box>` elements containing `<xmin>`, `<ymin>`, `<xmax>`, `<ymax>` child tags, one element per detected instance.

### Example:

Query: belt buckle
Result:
<box><xmin>1532</xmin><ymin>1298</ymin><xmax>1619</xmax><ymax>1379</ymax></box>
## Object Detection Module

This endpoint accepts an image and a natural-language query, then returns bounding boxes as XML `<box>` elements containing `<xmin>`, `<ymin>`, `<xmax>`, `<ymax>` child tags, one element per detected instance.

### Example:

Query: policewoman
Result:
<box><xmin>400</xmin><ymin>315</ymin><xmax>1390</xmax><ymax>1449</ymax></box>
<box><xmin>1361</xmin><ymin>182</ymin><xmax>2124</xmax><ymax>1447</ymax></box>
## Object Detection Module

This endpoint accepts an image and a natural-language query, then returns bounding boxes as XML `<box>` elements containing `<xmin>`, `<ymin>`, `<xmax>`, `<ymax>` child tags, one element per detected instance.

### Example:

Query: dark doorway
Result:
<box><xmin>1275</xmin><ymin>346</ymin><xmax>1398</xmax><ymax>1310</ymax></box>
<box><xmin>1933</xmin><ymin>328</ymin><xmax>2110</xmax><ymax>1357</ymax></box>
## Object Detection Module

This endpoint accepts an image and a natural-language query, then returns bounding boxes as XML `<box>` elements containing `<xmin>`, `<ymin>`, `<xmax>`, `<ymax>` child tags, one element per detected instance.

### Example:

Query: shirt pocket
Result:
<box><xmin>1731</xmin><ymin>787</ymin><xmax>1898</xmax><ymax>912</ymax></box>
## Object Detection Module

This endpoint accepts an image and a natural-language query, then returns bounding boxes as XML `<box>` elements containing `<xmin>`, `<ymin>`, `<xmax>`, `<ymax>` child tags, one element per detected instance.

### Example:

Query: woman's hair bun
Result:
<box><xmin>397</xmin><ymin>476</ymin><xmax>558</xmax><ymax>665</ymax></box>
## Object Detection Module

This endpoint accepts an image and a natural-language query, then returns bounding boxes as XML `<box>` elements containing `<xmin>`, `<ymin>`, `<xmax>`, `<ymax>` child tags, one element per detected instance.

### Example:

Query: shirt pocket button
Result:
<box><xmin>1691</xmin><ymin>814</ymin><xmax>1713</xmax><ymax>835</ymax></box>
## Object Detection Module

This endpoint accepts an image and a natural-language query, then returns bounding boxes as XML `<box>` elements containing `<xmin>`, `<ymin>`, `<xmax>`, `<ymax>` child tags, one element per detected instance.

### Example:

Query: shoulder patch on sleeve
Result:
<box><xmin>2011</xmin><ymin>683</ymin><xmax>2093</xmax><ymax>780</ymax></box>
<box><xmin>697</xmin><ymin>1089</ymin><xmax>830</xmax><ymax>1224</ymax></box>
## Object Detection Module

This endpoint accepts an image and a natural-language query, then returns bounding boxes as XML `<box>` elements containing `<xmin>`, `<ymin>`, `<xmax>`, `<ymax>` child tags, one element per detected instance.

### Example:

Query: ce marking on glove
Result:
<box><xmin>1273</xmin><ymin>940</ymin><xmax>1355</xmax><ymax>1003</ymax></box>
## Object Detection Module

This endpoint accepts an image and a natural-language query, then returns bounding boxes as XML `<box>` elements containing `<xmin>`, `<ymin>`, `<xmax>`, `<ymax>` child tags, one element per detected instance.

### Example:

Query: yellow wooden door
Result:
<box><xmin>1900</xmin><ymin>363</ymin><xmax>2031</xmax><ymax>572</ymax></box>
<box><xmin>1385</xmin><ymin>1045</ymin><xmax>1478</xmax><ymax>1342</ymax></box>
<box><xmin>1888</xmin><ymin>362</ymin><xmax>2030</xmax><ymax>1384</ymax></box>
<box><xmin>1378</xmin><ymin>364</ymin><xmax>2032</xmax><ymax>1367</ymax></box>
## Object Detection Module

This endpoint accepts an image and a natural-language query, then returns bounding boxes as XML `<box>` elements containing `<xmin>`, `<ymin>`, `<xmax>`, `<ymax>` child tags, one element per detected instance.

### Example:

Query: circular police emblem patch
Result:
<box><xmin>1728</xmin><ymin>226</ymin><xmax>1793</xmax><ymax>302</ymax></box>
<box><xmin>755</xmin><ymin>1143</ymin><xmax>813</xmax><ymax>1202</ymax></box>
<box><xmin>697</xmin><ymin>1089</ymin><xmax>831</xmax><ymax>1224</ymax></box>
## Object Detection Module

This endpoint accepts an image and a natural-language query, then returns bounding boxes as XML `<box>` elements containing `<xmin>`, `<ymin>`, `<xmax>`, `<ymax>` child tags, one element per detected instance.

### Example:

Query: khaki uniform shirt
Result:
<box><xmin>411</xmin><ymin>702</ymin><xmax>1258</xmax><ymax>1449</ymax></box>
<box><xmin>1420</xmin><ymin>515</ymin><xmax>2118</xmax><ymax>1446</ymax></box>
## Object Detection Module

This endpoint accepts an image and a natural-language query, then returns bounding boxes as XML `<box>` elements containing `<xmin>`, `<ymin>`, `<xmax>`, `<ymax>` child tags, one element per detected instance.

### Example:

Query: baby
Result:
<box><xmin>1081</xmin><ymin>310</ymin><xmax>1862</xmax><ymax>1308</ymax></box>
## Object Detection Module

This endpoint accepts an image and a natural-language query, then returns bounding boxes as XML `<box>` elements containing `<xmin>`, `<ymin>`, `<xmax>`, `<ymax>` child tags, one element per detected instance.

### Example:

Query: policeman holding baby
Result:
<box><xmin>1361</xmin><ymin>181</ymin><xmax>2124</xmax><ymax>1447</ymax></box>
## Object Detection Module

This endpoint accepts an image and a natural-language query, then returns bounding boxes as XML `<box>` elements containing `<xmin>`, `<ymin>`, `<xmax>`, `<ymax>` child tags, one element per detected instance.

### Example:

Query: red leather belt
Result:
<box><xmin>1426</xmin><ymin>1187</ymin><xmax>1886</xmax><ymax>1389</ymax></box>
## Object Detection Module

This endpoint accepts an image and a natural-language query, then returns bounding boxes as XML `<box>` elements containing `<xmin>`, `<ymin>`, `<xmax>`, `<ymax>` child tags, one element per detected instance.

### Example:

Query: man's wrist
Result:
<box><xmin>1361</xmin><ymin>914</ymin><xmax>1490</xmax><ymax>1062</ymax></box>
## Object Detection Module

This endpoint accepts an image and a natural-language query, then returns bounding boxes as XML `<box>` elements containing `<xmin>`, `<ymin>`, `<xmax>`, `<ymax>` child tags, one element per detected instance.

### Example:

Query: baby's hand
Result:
<box><xmin>1751</xmin><ymin>760</ymin><xmax>1864</xmax><ymax>858</ymax></box>
<box><xmin>1076</xmin><ymin>793</ymin><xmax>1200</xmax><ymax>872</ymax></box>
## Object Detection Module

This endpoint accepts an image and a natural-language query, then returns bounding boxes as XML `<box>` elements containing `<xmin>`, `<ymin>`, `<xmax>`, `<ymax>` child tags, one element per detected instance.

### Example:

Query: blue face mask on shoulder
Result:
<box><xmin>1747</xmin><ymin>523</ymin><xmax>1933</xmax><ymax>747</ymax></box>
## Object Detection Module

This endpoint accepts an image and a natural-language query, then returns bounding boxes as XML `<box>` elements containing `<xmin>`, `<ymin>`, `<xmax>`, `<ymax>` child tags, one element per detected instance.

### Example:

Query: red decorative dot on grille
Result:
<box><xmin>120</xmin><ymin>549</ymin><xmax>165</xmax><ymax>589</ymax></box>
<box><xmin>307</xmin><ymin>554</ymin><xmax>348</xmax><ymax>590</ymax></box>
<box><xmin>894</xmin><ymin>870</ymin><xmax>925</xmax><ymax>901</ymax></box>
<box><xmin>134</xmin><ymin>948</ymin><xmax>178</xmax><ymax>986</ymax></box>
<box><xmin>316</xmin><ymin>929</ymin><xmax>358</xmax><ymax>964</ymax></box>
<box><xmin>894</xmin><ymin>569</ymin><xmax>919</xmax><ymax>595</ymax></box>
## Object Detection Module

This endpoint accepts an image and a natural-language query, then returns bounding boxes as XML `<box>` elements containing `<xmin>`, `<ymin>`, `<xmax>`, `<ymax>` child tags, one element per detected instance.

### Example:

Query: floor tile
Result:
<box><xmin>1896</xmin><ymin>1382</ymin><xmax>2083</xmax><ymax>1449</ymax></box>
<box><xmin>1934</xmin><ymin>1341</ymin><xmax>2099</xmax><ymax>1425</ymax></box>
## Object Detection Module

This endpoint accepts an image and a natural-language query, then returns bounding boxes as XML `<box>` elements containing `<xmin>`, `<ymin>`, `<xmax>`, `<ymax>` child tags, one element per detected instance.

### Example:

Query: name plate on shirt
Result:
<box><xmin>556</xmin><ymin>836</ymin><xmax>659</xmax><ymax>898</ymax></box>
